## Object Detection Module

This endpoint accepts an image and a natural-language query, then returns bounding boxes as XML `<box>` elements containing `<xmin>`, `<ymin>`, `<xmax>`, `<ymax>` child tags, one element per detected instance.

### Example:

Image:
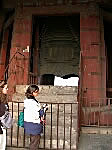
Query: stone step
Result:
<box><xmin>13</xmin><ymin>85</ymin><xmax>78</xmax><ymax>103</ymax></box>
<box><xmin>81</xmin><ymin>126</ymin><xmax>112</xmax><ymax>134</ymax></box>
<box><xmin>16</xmin><ymin>85</ymin><xmax>78</xmax><ymax>95</ymax></box>
<box><xmin>12</xmin><ymin>92</ymin><xmax>78</xmax><ymax>103</ymax></box>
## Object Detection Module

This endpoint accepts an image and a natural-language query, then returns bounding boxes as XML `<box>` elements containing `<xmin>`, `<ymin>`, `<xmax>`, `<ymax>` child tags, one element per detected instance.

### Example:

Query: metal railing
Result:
<box><xmin>28</xmin><ymin>72</ymin><xmax>38</xmax><ymax>84</ymax></box>
<box><xmin>7</xmin><ymin>101</ymin><xmax>79</xmax><ymax>150</ymax></box>
<box><xmin>81</xmin><ymin>97</ymin><xmax>112</xmax><ymax>127</ymax></box>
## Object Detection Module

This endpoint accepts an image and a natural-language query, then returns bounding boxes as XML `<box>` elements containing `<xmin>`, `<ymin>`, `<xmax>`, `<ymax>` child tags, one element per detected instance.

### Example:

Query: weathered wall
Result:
<box><xmin>80</xmin><ymin>3</ymin><xmax>106</xmax><ymax>105</ymax></box>
<box><xmin>80</xmin><ymin>3</ymin><xmax>107</xmax><ymax>126</ymax></box>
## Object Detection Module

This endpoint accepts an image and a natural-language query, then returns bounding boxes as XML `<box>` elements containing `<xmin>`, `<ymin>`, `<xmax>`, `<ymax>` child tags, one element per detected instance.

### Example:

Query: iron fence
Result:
<box><xmin>7</xmin><ymin>101</ymin><xmax>78</xmax><ymax>150</ymax></box>
<box><xmin>28</xmin><ymin>72</ymin><xmax>38</xmax><ymax>84</ymax></box>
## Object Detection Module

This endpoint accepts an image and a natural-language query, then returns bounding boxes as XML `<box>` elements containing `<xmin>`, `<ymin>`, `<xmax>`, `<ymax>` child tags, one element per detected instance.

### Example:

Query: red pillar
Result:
<box><xmin>80</xmin><ymin>4</ymin><xmax>106</xmax><ymax>106</ymax></box>
<box><xmin>0</xmin><ymin>16</ymin><xmax>6</xmax><ymax>80</ymax></box>
<box><xmin>0</xmin><ymin>30</ymin><xmax>9</xmax><ymax>80</ymax></box>
<box><xmin>20</xmin><ymin>15</ymin><xmax>32</xmax><ymax>84</ymax></box>
<box><xmin>8</xmin><ymin>7</ymin><xmax>32</xmax><ymax>97</ymax></box>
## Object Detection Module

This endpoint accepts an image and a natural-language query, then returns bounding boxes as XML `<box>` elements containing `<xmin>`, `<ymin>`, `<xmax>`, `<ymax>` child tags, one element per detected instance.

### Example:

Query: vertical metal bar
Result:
<box><xmin>29</xmin><ymin>75</ymin><xmax>31</xmax><ymax>84</ymax></box>
<box><xmin>11</xmin><ymin>102</ymin><xmax>13</xmax><ymax>146</ymax></box>
<box><xmin>107</xmin><ymin>98</ymin><xmax>110</xmax><ymax>127</ymax></box>
<box><xmin>34</xmin><ymin>77</ymin><xmax>35</xmax><ymax>84</ymax></box>
<box><xmin>31</xmin><ymin>76</ymin><xmax>32</xmax><ymax>84</ymax></box>
<box><xmin>98</xmin><ymin>101</ymin><xmax>100</xmax><ymax>127</ymax></box>
<box><xmin>63</xmin><ymin>103</ymin><xmax>65</xmax><ymax>149</ymax></box>
<box><xmin>30</xmin><ymin>135</ymin><xmax>31</xmax><ymax>147</ymax></box>
<box><xmin>94</xmin><ymin>110</ymin><xmax>95</xmax><ymax>125</ymax></box>
<box><xmin>6</xmin><ymin>97</ymin><xmax>9</xmax><ymax>147</ymax></box>
<box><xmin>31</xmin><ymin>75</ymin><xmax>32</xmax><ymax>84</ymax></box>
<box><xmin>6</xmin><ymin>128</ymin><xmax>7</xmax><ymax>146</ymax></box>
<box><xmin>22</xmin><ymin>101</ymin><xmax>25</xmax><ymax>148</ymax></box>
<box><xmin>70</xmin><ymin>104</ymin><xmax>72</xmax><ymax>150</ymax></box>
<box><xmin>109</xmin><ymin>98</ymin><xmax>111</xmax><ymax>105</ymax></box>
<box><xmin>50</xmin><ymin>104</ymin><xmax>52</xmax><ymax>149</ymax></box>
<box><xmin>17</xmin><ymin>102</ymin><xmax>20</xmax><ymax>147</ymax></box>
<box><xmin>32</xmin><ymin>76</ymin><xmax>33</xmax><ymax>84</ymax></box>
<box><xmin>29</xmin><ymin>75</ymin><xmax>30</xmax><ymax>84</ymax></box>
<box><xmin>23</xmin><ymin>128</ymin><xmax>26</xmax><ymax>148</ymax></box>
<box><xmin>32</xmin><ymin>75</ymin><xmax>34</xmax><ymax>84</ymax></box>
<box><xmin>89</xmin><ymin>103</ymin><xmax>91</xmax><ymax>126</ymax></box>
<box><xmin>35</xmin><ymin>76</ymin><xmax>36</xmax><ymax>84</ymax></box>
<box><xmin>57</xmin><ymin>104</ymin><xmax>59</xmax><ymax>149</ymax></box>
<box><xmin>44</xmin><ymin>119</ymin><xmax>46</xmax><ymax>148</ymax></box>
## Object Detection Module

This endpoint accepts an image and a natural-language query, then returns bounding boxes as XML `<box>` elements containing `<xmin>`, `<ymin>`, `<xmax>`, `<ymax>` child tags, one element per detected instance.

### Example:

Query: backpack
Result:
<box><xmin>17</xmin><ymin>111</ymin><xmax>24</xmax><ymax>127</ymax></box>
<box><xmin>0</xmin><ymin>111</ymin><xmax>13</xmax><ymax>129</ymax></box>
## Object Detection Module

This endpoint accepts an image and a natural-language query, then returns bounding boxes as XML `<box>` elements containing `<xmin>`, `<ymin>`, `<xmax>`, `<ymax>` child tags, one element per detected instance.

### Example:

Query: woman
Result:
<box><xmin>24</xmin><ymin>84</ymin><xmax>46</xmax><ymax>150</ymax></box>
<box><xmin>0</xmin><ymin>80</ymin><xmax>8</xmax><ymax>150</ymax></box>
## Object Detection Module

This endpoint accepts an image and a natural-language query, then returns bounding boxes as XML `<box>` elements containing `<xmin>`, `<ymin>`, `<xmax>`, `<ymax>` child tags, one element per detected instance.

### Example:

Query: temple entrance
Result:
<box><xmin>30</xmin><ymin>15</ymin><xmax>80</xmax><ymax>85</ymax></box>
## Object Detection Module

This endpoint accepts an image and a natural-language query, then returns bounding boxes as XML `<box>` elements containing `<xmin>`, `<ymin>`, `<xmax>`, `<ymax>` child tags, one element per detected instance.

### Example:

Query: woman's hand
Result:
<box><xmin>40</xmin><ymin>117</ymin><xmax>46</xmax><ymax>125</ymax></box>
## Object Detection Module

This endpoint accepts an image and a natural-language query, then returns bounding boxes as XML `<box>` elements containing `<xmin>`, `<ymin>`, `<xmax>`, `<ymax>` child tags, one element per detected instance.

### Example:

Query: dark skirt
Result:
<box><xmin>24</xmin><ymin>121</ymin><xmax>43</xmax><ymax>135</ymax></box>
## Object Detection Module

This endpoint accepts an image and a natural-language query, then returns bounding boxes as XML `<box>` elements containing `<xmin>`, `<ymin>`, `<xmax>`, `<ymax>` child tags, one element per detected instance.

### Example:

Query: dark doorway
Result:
<box><xmin>39</xmin><ymin>74</ymin><xmax>55</xmax><ymax>85</ymax></box>
<box><xmin>104</xmin><ymin>20</ymin><xmax>112</xmax><ymax>98</ymax></box>
<box><xmin>31</xmin><ymin>15</ymin><xmax>80</xmax><ymax>85</ymax></box>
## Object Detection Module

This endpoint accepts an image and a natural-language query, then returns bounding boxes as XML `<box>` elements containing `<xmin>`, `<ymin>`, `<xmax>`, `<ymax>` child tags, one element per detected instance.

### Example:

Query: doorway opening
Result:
<box><xmin>104</xmin><ymin>20</ymin><xmax>112</xmax><ymax>98</ymax></box>
<box><xmin>30</xmin><ymin>15</ymin><xmax>80</xmax><ymax>85</ymax></box>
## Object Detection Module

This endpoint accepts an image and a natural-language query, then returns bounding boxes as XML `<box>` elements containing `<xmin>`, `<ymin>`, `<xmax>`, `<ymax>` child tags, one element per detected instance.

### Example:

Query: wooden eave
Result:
<box><xmin>23</xmin><ymin>4</ymin><xmax>83</xmax><ymax>16</ymax></box>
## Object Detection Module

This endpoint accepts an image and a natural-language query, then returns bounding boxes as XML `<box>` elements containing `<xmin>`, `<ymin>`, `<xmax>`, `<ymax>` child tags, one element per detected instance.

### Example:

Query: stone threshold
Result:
<box><xmin>81</xmin><ymin>126</ymin><xmax>112</xmax><ymax>135</ymax></box>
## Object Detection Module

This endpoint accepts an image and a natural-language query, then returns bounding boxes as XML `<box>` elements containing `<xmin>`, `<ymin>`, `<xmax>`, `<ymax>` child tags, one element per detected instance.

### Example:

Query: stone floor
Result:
<box><xmin>6</xmin><ymin>148</ymin><xmax>27</xmax><ymax>150</ymax></box>
<box><xmin>6</xmin><ymin>132</ymin><xmax>112</xmax><ymax>150</ymax></box>
<box><xmin>78</xmin><ymin>133</ymin><xmax>112</xmax><ymax>150</ymax></box>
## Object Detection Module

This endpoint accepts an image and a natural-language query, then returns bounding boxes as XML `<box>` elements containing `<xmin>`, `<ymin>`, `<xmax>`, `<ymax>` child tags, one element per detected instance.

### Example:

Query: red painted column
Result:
<box><xmin>0</xmin><ymin>16</ymin><xmax>6</xmax><ymax>80</ymax></box>
<box><xmin>80</xmin><ymin>4</ymin><xmax>106</xmax><ymax>106</ymax></box>
<box><xmin>8</xmin><ymin>7</ymin><xmax>32</xmax><ymax>97</ymax></box>
<box><xmin>0</xmin><ymin>30</ymin><xmax>9</xmax><ymax>80</ymax></box>
<box><xmin>20</xmin><ymin>15</ymin><xmax>32</xmax><ymax>84</ymax></box>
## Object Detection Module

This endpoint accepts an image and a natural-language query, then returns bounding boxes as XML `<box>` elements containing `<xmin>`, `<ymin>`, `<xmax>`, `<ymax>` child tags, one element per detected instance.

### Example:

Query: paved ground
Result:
<box><xmin>78</xmin><ymin>133</ymin><xmax>112</xmax><ymax>150</ymax></box>
<box><xmin>6</xmin><ymin>133</ymin><xmax>112</xmax><ymax>150</ymax></box>
<box><xmin>6</xmin><ymin>148</ymin><xmax>27</xmax><ymax>150</ymax></box>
